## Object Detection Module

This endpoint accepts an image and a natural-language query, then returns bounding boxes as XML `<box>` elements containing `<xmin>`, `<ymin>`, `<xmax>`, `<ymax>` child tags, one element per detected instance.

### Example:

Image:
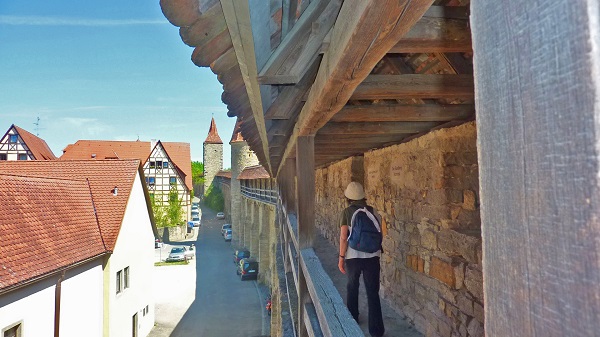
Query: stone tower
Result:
<box><xmin>203</xmin><ymin>117</ymin><xmax>223</xmax><ymax>196</ymax></box>
<box><xmin>230</xmin><ymin>121</ymin><xmax>259</xmax><ymax>243</ymax></box>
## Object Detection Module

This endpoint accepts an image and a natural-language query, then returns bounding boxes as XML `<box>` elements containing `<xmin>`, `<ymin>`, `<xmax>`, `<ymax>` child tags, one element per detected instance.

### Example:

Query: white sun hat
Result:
<box><xmin>344</xmin><ymin>181</ymin><xmax>365</xmax><ymax>200</ymax></box>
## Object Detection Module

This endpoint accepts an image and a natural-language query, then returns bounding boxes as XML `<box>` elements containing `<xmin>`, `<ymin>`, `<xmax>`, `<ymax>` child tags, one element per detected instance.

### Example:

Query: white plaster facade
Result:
<box><xmin>105</xmin><ymin>172</ymin><xmax>155</xmax><ymax>337</ymax></box>
<box><xmin>0</xmin><ymin>259</ymin><xmax>104</xmax><ymax>337</ymax></box>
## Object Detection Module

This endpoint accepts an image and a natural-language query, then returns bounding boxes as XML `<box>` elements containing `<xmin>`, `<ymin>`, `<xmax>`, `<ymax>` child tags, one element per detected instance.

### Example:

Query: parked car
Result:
<box><xmin>191</xmin><ymin>215</ymin><xmax>201</xmax><ymax>227</ymax></box>
<box><xmin>216</xmin><ymin>212</ymin><xmax>225</xmax><ymax>219</ymax></box>
<box><xmin>221</xmin><ymin>224</ymin><xmax>232</xmax><ymax>236</ymax></box>
<box><xmin>234</xmin><ymin>249</ymin><xmax>250</xmax><ymax>264</ymax></box>
<box><xmin>237</xmin><ymin>258</ymin><xmax>258</xmax><ymax>280</ymax></box>
<box><xmin>224</xmin><ymin>229</ymin><xmax>232</xmax><ymax>241</ymax></box>
<box><xmin>166</xmin><ymin>246</ymin><xmax>194</xmax><ymax>262</ymax></box>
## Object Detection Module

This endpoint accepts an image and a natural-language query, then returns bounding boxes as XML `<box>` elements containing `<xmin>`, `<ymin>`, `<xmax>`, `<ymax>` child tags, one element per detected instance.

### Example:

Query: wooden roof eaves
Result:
<box><xmin>220</xmin><ymin>0</ymin><xmax>272</xmax><ymax>174</ymax></box>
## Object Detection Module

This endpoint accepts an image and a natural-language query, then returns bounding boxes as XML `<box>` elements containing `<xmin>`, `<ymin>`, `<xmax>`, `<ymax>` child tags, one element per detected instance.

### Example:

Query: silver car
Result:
<box><xmin>166</xmin><ymin>247</ymin><xmax>195</xmax><ymax>262</ymax></box>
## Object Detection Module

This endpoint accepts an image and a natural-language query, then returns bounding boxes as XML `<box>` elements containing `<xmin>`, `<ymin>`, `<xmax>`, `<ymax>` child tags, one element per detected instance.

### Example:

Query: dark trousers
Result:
<box><xmin>346</xmin><ymin>257</ymin><xmax>385</xmax><ymax>337</ymax></box>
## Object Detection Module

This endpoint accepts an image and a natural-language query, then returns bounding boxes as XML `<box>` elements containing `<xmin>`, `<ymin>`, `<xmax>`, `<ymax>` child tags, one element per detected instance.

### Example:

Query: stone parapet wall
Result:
<box><xmin>315</xmin><ymin>122</ymin><xmax>483</xmax><ymax>337</ymax></box>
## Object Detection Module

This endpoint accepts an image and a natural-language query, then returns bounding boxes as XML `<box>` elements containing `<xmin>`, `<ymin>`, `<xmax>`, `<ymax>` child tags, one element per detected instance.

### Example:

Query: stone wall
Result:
<box><xmin>315</xmin><ymin>122</ymin><xmax>483</xmax><ymax>337</ymax></box>
<box><xmin>230</xmin><ymin>141</ymin><xmax>259</xmax><ymax>244</ymax></box>
<box><xmin>203</xmin><ymin>142</ymin><xmax>223</xmax><ymax>196</ymax></box>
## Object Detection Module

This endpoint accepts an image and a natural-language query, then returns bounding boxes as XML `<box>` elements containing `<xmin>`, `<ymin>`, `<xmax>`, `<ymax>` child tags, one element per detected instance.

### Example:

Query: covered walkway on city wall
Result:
<box><xmin>161</xmin><ymin>1</ymin><xmax>600</xmax><ymax>336</ymax></box>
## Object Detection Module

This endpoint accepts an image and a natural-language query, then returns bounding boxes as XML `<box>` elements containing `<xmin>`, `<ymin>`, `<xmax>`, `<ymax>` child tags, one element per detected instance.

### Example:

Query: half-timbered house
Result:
<box><xmin>0</xmin><ymin>124</ymin><xmax>57</xmax><ymax>161</ymax></box>
<box><xmin>60</xmin><ymin>140</ymin><xmax>193</xmax><ymax>221</ymax></box>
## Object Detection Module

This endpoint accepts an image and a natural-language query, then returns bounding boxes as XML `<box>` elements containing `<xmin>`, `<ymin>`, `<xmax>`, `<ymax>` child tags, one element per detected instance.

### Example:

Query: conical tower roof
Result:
<box><xmin>204</xmin><ymin>117</ymin><xmax>223</xmax><ymax>144</ymax></box>
<box><xmin>230</xmin><ymin>119</ymin><xmax>245</xmax><ymax>144</ymax></box>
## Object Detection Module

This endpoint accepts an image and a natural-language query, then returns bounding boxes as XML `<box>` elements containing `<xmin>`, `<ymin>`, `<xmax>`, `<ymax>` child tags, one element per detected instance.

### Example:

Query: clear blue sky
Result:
<box><xmin>0</xmin><ymin>0</ymin><xmax>235</xmax><ymax>166</ymax></box>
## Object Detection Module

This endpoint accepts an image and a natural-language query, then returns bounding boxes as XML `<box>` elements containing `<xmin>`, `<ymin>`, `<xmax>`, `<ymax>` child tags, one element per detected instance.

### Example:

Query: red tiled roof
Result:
<box><xmin>204</xmin><ymin>117</ymin><xmax>223</xmax><ymax>144</ymax></box>
<box><xmin>215</xmin><ymin>170</ymin><xmax>232</xmax><ymax>179</ymax></box>
<box><xmin>237</xmin><ymin>165</ymin><xmax>270</xmax><ymax>180</ymax></box>
<box><xmin>161</xmin><ymin>142</ymin><xmax>192</xmax><ymax>190</ymax></box>
<box><xmin>12</xmin><ymin>125</ymin><xmax>57</xmax><ymax>160</ymax></box>
<box><xmin>0</xmin><ymin>174</ymin><xmax>107</xmax><ymax>291</ymax></box>
<box><xmin>0</xmin><ymin>160</ymin><xmax>141</xmax><ymax>251</ymax></box>
<box><xmin>59</xmin><ymin>140</ymin><xmax>192</xmax><ymax>190</ymax></box>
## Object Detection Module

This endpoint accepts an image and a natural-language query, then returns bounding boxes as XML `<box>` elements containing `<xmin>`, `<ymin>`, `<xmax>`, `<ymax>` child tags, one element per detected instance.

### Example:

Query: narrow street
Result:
<box><xmin>150</xmin><ymin>205</ymin><xmax>268</xmax><ymax>337</ymax></box>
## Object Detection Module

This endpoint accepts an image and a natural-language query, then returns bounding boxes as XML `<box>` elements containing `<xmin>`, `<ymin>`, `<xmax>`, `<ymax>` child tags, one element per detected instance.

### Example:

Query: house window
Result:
<box><xmin>149</xmin><ymin>161</ymin><xmax>155</xmax><ymax>168</ymax></box>
<box><xmin>116</xmin><ymin>270</ymin><xmax>122</xmax><ymax>294</ymax></box>
<box><xmin>163</xmin><ymin>161</ymin><xmax>168</xmax><ymax>168</ymax></box>
<box><xmin>169</xmin><ymin>176</ymin><xmax>177</xmax><ymax>185</ymax></box>
<box><xmin>148</xmin><ymin>177</ymin><xmax>155</xmax><ymax>185</ymax></box>
<box><xmin>17</xmin><ymin>154</ymin><xmax>27</xmax><ymax>161</ymax></box>
<box><xmin>156</xmin><ymin>160</ymin><xmax>163</xmax><ymax>168</ymax></box>
<box><xmin>9</xmin><ymin>135</ymin><xmax>17</xmax><ymax>143</ymax></box>
<box><xmin>0</xmin><ymin>154</ymin><xmax>6</xmax><ymax>161</ymax></box>
<box><xmin>124</xmin><ymin>267</ymin><xmax>130</xmax><ymax>289</ymax></box>
<box><xmin>3</xmin><ymin>323</ymin><xmax>21</xmax><ymax>337</ymax></box>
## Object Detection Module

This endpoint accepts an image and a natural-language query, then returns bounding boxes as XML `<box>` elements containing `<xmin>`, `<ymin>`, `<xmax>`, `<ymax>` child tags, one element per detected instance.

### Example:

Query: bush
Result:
<box><xmin>204</xmin><ymin>185</ymin><xmax>224</xmax><ymax>212</ymax></box>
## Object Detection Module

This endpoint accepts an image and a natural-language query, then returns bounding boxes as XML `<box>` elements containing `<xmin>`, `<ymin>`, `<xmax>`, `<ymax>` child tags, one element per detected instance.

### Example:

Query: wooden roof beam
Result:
<box><xmin>350</xmin><ymin>74</ymin><xmax>474</xmax><ymax>100</ymax></box>
<box><xmin>390</xmin><ymin>16</ymin><xmax>472</xmax><ymax>53</ymax></box>
<box><xmin>331</xmin><ymin>103</ymin><xmax>474</xmax><ymax>122</ymax></box>
<box><xmin>278</xmin><ymin>0</ymin><xmax>435</xmax><ymax>175</ymax></box>
<box><xmin>221</xmin><ymin>0</ymin><xmax>272</xmax><ymax>173</ymax></box>
<box><xmin>318</xmin><ymin>121</ymin><xmax>441</xmax><ymax>135</ymax></box>
<box><xmin>191</xmin><ymin>29</ymin><xmax>233</xmax><ymax>67</ymax></box>
<box><xmin>258</xmin><ymin>0</ymin><xmax>342</xmax><ymax>85</ymax></box>
<box><xmin>264</xmin><ymin>58</ymin><xmax>320</xmax><ymax>120</ymax></box>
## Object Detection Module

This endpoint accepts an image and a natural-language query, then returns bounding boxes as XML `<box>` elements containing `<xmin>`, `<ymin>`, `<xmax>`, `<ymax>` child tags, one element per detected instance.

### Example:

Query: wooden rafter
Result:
<box><xmin>332</xmin><ymin>103</ymin><xmax>474</xmax><ymax>122</ymax></box>
<box><xmin>318</xmin><ymin>121</ymin><xmax>441</xmax><ymax>135</ymax></box>
<box><xmin>278</xmin><ymin>0</ymin><xmax>435</xmax><ymax>175</ymax></box>
<box><xmin>390</xmin><ymin>15</ymin><xmax>471</xmax><ymax>53</ymax></box>
<box><xmin>258</xmin><ymin>0</ymin><xmax>342</xmax><ymax>85</ymax></box>
<box><xmin>350</xmin><ymin>74</ymin><xmax>474</xmax><ymax>100</ymax></box>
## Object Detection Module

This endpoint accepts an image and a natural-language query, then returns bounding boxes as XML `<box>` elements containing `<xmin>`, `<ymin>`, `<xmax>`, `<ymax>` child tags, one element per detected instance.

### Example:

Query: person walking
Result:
<box><xmin>338</xmin><ymin>181</ymin><xmax>385</xmax><ymax>337</ymax></box>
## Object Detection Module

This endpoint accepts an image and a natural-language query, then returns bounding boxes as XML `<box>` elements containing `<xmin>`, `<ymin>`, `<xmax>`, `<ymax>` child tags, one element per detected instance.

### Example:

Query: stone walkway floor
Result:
<box><xmin>313</xmin><ymin>233</ymin><xmax>423</xmax><ymax>337</ymax></box>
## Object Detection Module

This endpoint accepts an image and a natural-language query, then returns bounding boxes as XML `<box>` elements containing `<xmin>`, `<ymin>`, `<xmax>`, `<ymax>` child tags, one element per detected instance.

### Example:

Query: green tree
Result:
<box><xmin>191</xmin><ymin>161</ymin><xmax>205</xmax><ymax>185</ymax></box>
<box><xmin>152</xmin><ymin>191</ymin><xmax>185</xmax><ymax>227</ymax></box>
<box><xmin>204</xmin><ymin>185</ymin><xmax>224</xmax><ymax>212</ymax></box>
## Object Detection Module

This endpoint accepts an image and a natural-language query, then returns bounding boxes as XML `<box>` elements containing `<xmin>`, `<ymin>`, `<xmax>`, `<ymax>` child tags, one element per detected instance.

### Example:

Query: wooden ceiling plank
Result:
<box><xmin>278</xmin><ymin>0</ymin><xmax>434</xmax><ymax>175</ymax></box>
<box><xmin>350</xmin><ymin>74</ymin><xmax>474</xmax><ymax>100</ymax></box>
<box><xmin>439</xmin><ymin>52</ymin><xmax>473</xmax><ymax>74</ymax></box>
<box><xmin>318</xmin><ymin>121</ymin><xmax>441</xmax><ymax>135</ymax></box>
<box><xmin>258</xmin><ymin>0</ymin><xmax>339</xmax><ymax>84</ymax></box>
<box><xmin>422</xmin><ymin>5</ymin><xmax>469</xmax><ymax>19</ymax></box>
<box><xmin>331</xmin><ymin>103</ymin><xmax>474</xmax><ymax>122</ymax></box>
<box><xmin>390</xmin><ymin>16</ymin><xmax>472</xmax><ymax>53</ymax></box>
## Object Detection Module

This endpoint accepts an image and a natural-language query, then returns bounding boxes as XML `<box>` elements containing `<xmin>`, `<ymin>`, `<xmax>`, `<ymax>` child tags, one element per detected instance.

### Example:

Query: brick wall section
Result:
<box><xmin>315</xmin><ymin>122</ymin><xmax>483</xmax><ymax>337</ymax></box>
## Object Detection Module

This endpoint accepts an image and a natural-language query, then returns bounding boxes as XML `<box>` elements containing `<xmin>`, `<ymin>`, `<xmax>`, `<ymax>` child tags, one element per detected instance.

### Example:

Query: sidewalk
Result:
<box><xmin>313</xmin><ymin>233</ymin><xmax>422</xmax><ymax>337</ymax></box>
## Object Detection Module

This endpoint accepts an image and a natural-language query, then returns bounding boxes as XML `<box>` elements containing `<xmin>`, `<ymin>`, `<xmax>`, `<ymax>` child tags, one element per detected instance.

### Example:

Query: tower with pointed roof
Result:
<box><xmin>203</xmin><ymin>117</ymin><xmax>223</xmax><ymax>196</ymax></box>
<box><xmin>230</xmin><ymin>120</ymin><xmax>259</xmax><ymax>242</ymax></box>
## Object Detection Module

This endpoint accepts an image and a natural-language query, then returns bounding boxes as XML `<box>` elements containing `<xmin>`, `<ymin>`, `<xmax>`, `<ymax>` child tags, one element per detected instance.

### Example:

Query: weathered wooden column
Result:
<box><xmin>296</xmin><ymin>135</ymin><xmax>315</xmax><ymax>337</ymax></box>
<box><xmin>472</xmin><ymin>1</ymin><xmax>600</xmax><ymax>335</ymax></box>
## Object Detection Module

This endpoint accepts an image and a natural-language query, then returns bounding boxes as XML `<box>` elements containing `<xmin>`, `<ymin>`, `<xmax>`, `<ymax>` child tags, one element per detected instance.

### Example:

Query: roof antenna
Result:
<box><xmin>33</xmin><ymin>117</ymin><xmax>43</xmax><ymax>136</ymax></box>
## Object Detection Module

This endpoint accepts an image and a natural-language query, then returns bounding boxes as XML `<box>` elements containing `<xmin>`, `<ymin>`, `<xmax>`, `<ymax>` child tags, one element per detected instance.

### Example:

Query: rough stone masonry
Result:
<box><xmin>315</xmin><ymin>122</ymin><xmax>483</xmax><ymax>337</ymax></box>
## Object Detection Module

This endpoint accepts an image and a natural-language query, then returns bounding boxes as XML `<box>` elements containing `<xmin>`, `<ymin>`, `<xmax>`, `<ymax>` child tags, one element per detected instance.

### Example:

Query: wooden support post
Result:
<box><xmin>295</xmin><ymin>135</ymin><xmax>315</xmax><ymax>337</ymax></box>
<box><xmin>472</xmin><ymin>0</ymin><xmax>600</xmax><ymax>335</ymax></box>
